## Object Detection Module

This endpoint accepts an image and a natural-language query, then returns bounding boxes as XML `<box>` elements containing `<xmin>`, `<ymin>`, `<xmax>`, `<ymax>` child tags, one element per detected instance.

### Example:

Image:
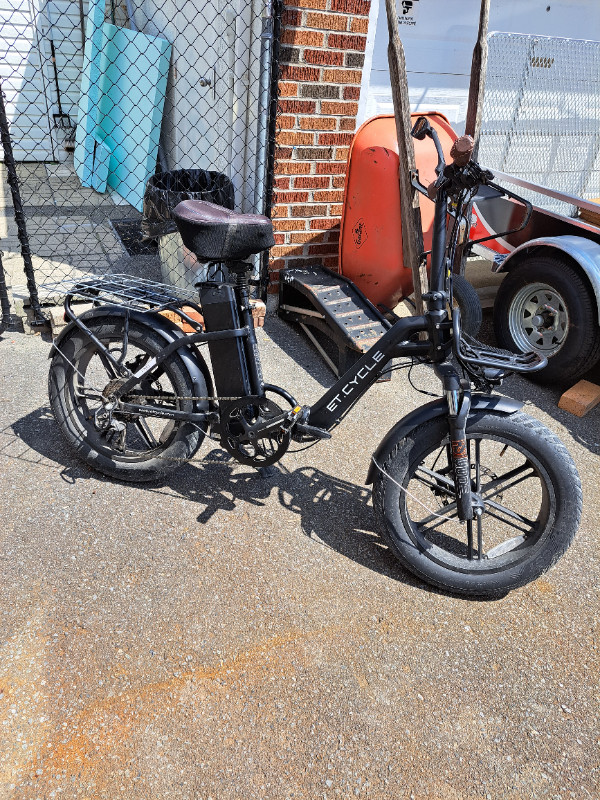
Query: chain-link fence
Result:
<box><xmin>0</xmin><ymin>0</ymin><xmax>281</xmax><ymax>327</ymax></box>
<box><xmin>479</xmin><ymin>32</ymin><xmax>600</xmax><ymax>217</ymax></box>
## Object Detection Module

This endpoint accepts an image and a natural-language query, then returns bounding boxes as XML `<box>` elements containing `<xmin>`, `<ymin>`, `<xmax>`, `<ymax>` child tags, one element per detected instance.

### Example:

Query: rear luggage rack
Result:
<box><xmin>41</xmin><ymin>274</ymin><xmax>205</xmax><ymax>334</ymax></box>
<box><xmin>458</xmin><ymin>330</ymin><xmax>547</xmax><ymax>373</ymax></box>
<box><xmin>41</xmin><ymin>274</ymin><xmax>198</xmax><ymax>312</ymax></box>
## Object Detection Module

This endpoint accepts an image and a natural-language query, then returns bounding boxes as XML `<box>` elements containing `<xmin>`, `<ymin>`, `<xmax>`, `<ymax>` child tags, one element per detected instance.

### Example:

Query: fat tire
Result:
<box><xmin>49</xmin><ymin>317</ymin><xmax>206</xmax><ymax>481</ymax></box>
<box><xmin>372</xmin><ymin>410</ymin><xmax>581</xmax><ymax>597</ymax></box>
<box><xmin>494</xmin><ymin>257</ymin><xmax>600</xmax><ymax>384</ymax></box>
<box><xmin>453</xmin><ymin>273</ymin><xmax>482</xmax><ymax>338</ymax></box>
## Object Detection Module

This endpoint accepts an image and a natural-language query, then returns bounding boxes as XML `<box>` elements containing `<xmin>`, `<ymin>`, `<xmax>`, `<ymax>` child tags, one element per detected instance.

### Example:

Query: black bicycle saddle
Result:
<box><xmin>172</xmin><ymin>200</ymin><xmax>275</xmax><ymax>262</ymax></box>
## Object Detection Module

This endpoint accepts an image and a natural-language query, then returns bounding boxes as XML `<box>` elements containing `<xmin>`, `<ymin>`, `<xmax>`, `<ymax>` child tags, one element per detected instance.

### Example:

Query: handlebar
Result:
<box><xmin>410</xmin><ymin>122</ymin><xmax>475</xmax><ymax>200</ymax></box>
<box><xmin>409</xmin><ymin>116</ymin><xmax>534</xmax><ymax>250</ymax></box>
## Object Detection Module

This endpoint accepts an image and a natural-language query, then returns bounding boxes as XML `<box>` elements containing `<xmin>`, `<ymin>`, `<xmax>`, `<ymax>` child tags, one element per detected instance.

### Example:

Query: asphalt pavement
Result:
<box><xmin>0</xmin><ymin>312</ymin><xmax>598</xmax><ymax>799</ymax></box>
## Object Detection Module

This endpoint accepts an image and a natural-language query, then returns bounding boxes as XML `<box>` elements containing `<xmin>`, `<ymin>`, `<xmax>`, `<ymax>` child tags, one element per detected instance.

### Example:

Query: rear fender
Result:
<box><xmin>50</xmin><ymin>305</ymin><xmax>214</xmax><ymax>406</ymax></box>
<box><xmin>366</xmin><ymin>394</ymin><xmax>523</xmax><ymax>484</ymax></box>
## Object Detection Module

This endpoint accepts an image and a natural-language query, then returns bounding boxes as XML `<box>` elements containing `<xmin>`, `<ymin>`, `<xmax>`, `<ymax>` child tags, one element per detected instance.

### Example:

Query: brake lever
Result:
<box><xmin>468</xmin><ymin>179</ymin><xmax>533</xmax><ymax>248</ymax></box>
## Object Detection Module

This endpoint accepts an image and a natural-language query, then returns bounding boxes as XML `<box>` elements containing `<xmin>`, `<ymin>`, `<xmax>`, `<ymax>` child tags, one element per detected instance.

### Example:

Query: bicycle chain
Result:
<box><xmin>50</xmin><ymin>341</ymin><xmax>292</xmax><ymax>463</ymax></box>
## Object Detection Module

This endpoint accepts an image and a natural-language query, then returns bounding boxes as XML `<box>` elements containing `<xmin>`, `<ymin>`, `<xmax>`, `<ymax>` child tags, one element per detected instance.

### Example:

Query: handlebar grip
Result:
<box><xmin>450</xmin><ymin>135</ymin><xmax>474</xmax><ymax>167</ymax></box>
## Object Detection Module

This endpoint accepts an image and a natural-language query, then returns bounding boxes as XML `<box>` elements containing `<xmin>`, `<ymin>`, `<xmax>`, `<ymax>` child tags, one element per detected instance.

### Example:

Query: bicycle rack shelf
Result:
<box><xmin>40</xmin><ymin>274</ymin><xmax>199</xmax><ymax>313</ymax></box>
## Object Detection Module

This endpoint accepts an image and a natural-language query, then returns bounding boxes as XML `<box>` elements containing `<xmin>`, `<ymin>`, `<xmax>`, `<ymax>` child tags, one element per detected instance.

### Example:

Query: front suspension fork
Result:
<box><xmin>446</xmin><ymin>386</ymin><xmax>473</xmax><ymax>522</ymax></box>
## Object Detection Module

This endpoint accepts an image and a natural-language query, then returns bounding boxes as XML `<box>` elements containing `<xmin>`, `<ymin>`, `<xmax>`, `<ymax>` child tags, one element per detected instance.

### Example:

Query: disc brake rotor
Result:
<box><xmin>219</xmin><ymin>395</ymin><xmax>291</xmax><ymax>467</ymax></box>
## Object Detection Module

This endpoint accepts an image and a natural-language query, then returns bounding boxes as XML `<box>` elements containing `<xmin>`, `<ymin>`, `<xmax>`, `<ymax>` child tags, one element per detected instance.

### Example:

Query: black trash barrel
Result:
<box><xmin>141</xmin><ymin>169</ymin><xmax>235</xmax><ymax>241</ymax></box>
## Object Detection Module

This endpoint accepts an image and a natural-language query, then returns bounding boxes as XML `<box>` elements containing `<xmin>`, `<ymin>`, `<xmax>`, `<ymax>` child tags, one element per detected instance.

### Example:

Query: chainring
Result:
<box><xmin>219</xmin><ymin>395</ymin><xmax>290</xmax><ymax>467</ymax></box>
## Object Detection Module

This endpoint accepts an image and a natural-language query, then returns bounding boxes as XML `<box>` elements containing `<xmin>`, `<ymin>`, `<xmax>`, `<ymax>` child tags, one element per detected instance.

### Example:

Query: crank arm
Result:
<box><xmin>239</xmin><ymin>412</ymin><xmax>288</xmax><ymax>441</ymax></box>
<box><xmin>235</xmin><ymin>401</ymin><xmax>311</xmax><ymax>442</ymax></box>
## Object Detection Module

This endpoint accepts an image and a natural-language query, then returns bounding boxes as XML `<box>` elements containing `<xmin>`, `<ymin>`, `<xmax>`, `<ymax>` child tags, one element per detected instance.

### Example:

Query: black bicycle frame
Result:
<box><xmin>101</xmin><ymin>183</ymin><xmax>456</xmax><ymax>436</ymax></box>
<box><xmin>70</xmin><ymin>148</ymin><xmax>472</xmax><ymax>516</ymax></box>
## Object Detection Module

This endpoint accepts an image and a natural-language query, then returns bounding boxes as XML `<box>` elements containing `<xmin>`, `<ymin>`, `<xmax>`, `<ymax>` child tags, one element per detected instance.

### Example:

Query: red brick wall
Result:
<box><xmin>268</xmin><ymin>0</ymin><xmax>371</xmax><ymax>291</ymax></box>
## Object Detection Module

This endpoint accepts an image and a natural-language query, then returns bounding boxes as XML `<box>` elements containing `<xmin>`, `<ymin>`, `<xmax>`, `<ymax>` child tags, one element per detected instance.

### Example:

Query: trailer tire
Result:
<box><xmin>494</xmin><ymin>256</ymin><xmax>600</xmax><ymax>384</ymax></box>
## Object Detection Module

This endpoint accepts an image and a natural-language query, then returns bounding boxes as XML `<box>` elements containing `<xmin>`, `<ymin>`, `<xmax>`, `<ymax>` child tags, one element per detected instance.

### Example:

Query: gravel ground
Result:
<box><xmin>0</xmin><ymin>313</ymin><xmax>599</xmax><ymax>800</ymax></box>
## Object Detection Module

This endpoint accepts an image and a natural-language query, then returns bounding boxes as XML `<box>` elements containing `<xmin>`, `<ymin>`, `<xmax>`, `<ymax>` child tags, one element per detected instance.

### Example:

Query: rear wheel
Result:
<box><xmin>494</xmin><ymin>257</ymin><xmax>600</xmax><ymax>384</ymax></box>
<box><xmin>372</xmin><ymin>410</ymin><xmax>581</xmax><ymax>597</ymax></box>
<box><xmin>49</xmin><ymin>317</ymin><xmax>207</xmax><ymax>481</ymax></box>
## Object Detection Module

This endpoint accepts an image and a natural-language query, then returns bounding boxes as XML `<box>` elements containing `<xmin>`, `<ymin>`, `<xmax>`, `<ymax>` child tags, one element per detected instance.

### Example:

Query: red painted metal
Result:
<box><xmin>339</xmin><ymin>112</ymin><xmax>459</xmax><ymax>309</ymax></box>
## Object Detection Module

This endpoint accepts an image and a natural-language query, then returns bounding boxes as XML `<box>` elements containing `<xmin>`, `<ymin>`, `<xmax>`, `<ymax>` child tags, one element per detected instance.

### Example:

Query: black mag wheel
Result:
<box><xmin>48</xmin><ymin>317</ymin><xmax>207</xmax><ymax>481</ymax></box>
<box><xmin>372</xmin><ymin>410</ymin><xmax>581</xmax><ymax>597</ymax></box>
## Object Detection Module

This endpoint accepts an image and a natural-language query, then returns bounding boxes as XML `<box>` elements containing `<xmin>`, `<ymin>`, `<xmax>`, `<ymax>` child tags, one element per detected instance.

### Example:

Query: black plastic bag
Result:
<box><xmin>141</xmin><ymin>169</ymin><xmax>235</xmax><ymax>240</ymax></box>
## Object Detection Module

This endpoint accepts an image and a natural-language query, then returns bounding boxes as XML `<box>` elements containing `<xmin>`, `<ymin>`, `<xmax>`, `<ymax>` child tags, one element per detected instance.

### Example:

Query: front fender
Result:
<box><xmin>50</xmin><ymin>305</ymin><xmax>214</xmax><ymax>405</ymax></box>
<box><xmin>365</xmin><ymin>393</ymin><xmax>523</xmax><ymax>484</ymax></box>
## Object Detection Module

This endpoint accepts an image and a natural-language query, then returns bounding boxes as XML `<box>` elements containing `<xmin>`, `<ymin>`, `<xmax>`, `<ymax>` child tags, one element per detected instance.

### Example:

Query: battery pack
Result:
<box><xmin>200</xmin><ymin>284</ymin><xmax>251</xmax><ymax>398</ymax></box>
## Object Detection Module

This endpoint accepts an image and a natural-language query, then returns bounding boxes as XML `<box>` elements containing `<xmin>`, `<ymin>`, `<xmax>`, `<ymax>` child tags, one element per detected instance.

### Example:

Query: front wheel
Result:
<box><xmin>372</xmin><ymin>410</ymin><xmax>581</xmax><ymax>597</ymax></box>
<box><xmin>453</xmin><ymin>273</ymin><xmax>482</xmax><ymax>338</ymax></box>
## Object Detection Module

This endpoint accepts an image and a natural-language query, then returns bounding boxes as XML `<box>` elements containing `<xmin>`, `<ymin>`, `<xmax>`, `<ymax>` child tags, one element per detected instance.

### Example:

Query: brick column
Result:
<box><xmin>268</xmin><ymin>0</ymin><xmax>371</xmax><ymax>292</ymax></box>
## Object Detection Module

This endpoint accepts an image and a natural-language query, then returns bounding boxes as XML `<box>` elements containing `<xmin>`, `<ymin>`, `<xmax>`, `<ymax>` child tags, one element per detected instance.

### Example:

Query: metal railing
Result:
<box><xmin>479</xmin><ymin>32</ymin><xmax>600</xmax><ymax>217</ymax></box>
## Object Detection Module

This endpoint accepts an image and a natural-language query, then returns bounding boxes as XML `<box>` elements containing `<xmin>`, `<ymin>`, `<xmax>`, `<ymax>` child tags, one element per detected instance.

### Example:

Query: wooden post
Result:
<box><xmin>451</xmin><ymin>0</ymin><xmax>490</xmax><ymax>277</ymax></box>
<box><xmin>465</xmin><ymin>0</ymin><xmax>490</xmax><ymax>155</ymax></box>
<box><xmin>385</xmin><ymin>0</ymin><xmax>426</xmax><ymax>315</ymax></box>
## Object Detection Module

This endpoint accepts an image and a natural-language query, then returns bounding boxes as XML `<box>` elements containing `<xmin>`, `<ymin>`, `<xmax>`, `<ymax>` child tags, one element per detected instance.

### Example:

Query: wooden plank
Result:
<box><xmin>464</xmin><ymin>0</ymin><xmax>490</xmax><ymax>155</ymax></box>
<box><xmin>384</xmin><ymin>0</ymin><xmax>426</xmax><ymax>316</ymax></box>
<box><xmin>558</xmin><ymin>380</ymin><xmax>600</xmax><ymax>417</ymax></box>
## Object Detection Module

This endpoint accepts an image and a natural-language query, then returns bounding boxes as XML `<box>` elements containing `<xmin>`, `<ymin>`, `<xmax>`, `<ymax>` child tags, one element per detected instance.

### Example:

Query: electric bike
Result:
<box><xmin>48</xmin><ymin>118</ymin><xmax>582</xmax><ymax>596</ymax></box>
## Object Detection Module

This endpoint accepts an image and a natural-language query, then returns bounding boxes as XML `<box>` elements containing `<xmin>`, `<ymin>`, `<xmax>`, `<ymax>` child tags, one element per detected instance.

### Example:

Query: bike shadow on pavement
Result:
<box><xmin>7</xmin><ymin>406</ymin><xmax>432</xmax><ymax>591</ymax></box>
<box><xmin>176</xmin><ymin>450</ymin><xmax>411</xmax><ymax>583</ymax></box>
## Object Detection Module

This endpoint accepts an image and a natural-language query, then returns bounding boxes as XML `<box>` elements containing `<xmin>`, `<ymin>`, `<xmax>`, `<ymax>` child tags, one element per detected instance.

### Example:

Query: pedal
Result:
<box><xmin>293</xmin><ymin>422</ymin><xmax>332</xmax><ymax>441</ymax></box>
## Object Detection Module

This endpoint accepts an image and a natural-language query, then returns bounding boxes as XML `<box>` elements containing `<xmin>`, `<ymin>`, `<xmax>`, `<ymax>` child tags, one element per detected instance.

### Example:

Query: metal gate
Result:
<box><xmin>0</xmin><ymin>0</ymin><xmax>279</xmax><ymax>325</ymax></box>
<box><xmin>478</xmin><ymin>32</ymin><xmax>600</xmax><ymax>217</ymax></box>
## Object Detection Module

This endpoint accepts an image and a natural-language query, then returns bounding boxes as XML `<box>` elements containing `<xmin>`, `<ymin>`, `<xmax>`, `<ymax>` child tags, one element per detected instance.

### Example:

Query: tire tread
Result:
<box><xmin>372</xmin><ymin>410</ymin><xmax>581</xmax><ymax>596</ymax></box>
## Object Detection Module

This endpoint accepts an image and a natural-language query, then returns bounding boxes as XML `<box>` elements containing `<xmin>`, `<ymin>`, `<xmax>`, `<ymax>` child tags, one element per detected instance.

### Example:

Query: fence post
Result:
<box><xmin>0</xmin><ymin>82</ymin><xmax>46</xmax><ymax>325</ymax></box>
<box><xmin>261</xmin><ymin>0</ymin><xmax>283</xmax><ymax>302</ymax></box>
<box><xmin>0</xmin><ymin>250</ymin><xmax>11</xmax><ymax>332</ymax></box>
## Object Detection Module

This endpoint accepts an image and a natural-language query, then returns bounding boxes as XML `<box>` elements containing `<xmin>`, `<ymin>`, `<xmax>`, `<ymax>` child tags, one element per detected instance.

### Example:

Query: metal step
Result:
<box><xmin>278</xmin><ymin>265</ymin><xmax>391</xmax><ymax>377</ymax></box>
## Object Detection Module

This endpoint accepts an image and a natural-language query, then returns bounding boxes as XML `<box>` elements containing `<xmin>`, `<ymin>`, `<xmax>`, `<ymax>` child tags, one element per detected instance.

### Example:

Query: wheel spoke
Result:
<box><xmin>416</xmin><ymin>500</ymin><xmax>459</xmax><ymax>529</ymax></box>
<box><xmin>134</xmin><ymin>418</ymin><xmax>159</xmax><ymax>449</ymax></box>
<box><xmin>416</xmin><ymin>466</ymin><xmax>456</xmax><ymax>496</ymax></box>
<box><xmin>475</xmin><ymin>510</ymin><xmax>483</xmax><ymax>560</ymax></box>
<box><xmin>486</xmin><ymin>535</ymin><xmax>527</xmax><ymax>558</ymax></box>
<box><xmin>430</xmin><ymin>446</ymin><xmax>447</xmax><ymax>473</ymax></box>
<box><xmin>483</xmin><ymin>500</ymin><xmax>536</xmax><ymax>533</ymax></box>
<box><xmin>474</xmin><ymin>439</ymin><xmax>481</xmax><ymax>493</ymax></box>
<box><xmin>466</xmin><ymin>519</ymin><xmax>474</xmax><ymax>560</ymax></box>
<box><xmin>75</xmin><ymin>387</ymin><xmax>104</xmax><ymax>402</ymax></box>
<box><xmin>480</xmin><ymin>462</ymin><xmax>534</xmax><ymax>500</ymax></box>
<box><xmin>97</xmin><ymin>351</ymin><xmax>120</xmax><ymax>380</ymax></box>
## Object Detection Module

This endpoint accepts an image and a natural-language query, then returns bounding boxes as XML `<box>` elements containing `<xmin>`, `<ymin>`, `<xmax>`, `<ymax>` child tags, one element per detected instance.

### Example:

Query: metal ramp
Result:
<box><xmin>278</xmin><ymin>265</ymin><xmax>391</xmax><ymax>376</ymax></box>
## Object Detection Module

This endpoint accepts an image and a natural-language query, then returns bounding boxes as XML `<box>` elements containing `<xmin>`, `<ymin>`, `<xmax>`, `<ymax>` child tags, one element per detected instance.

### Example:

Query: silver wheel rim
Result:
<box><xmin>508</xmin><ymin>282</ymin><xmax>569</xmax><ymax>355</ymax></box>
